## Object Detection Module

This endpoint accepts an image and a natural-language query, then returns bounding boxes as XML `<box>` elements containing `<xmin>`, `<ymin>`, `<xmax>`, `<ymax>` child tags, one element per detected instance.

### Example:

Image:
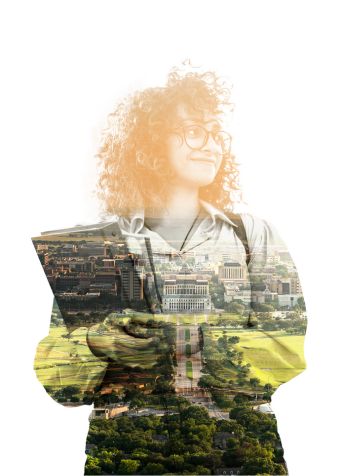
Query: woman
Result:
<box><xmin>33</xmin><ymin>67</ymin><xmax>307</xmax><ymax>475</ymax></box>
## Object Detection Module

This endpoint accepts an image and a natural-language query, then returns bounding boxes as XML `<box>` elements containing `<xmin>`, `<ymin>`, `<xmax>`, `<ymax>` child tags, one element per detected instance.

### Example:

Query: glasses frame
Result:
<box><xmin>170</xmin><ymin>124</ymin><xmax>232</xmax><ymax>155</ymax></box>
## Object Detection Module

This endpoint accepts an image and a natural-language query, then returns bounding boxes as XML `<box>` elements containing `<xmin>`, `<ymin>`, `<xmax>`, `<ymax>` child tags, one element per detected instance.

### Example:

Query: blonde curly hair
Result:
<box><xmin>97</xmin><ymin>67</ymin><xmax>241</xmax><ymax>218</ymax></box>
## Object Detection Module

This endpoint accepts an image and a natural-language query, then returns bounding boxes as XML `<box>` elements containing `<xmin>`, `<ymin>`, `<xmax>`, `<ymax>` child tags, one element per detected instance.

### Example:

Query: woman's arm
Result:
<box><xmin>242</xmin><ymin>214</ymin><xmax>308</xmax><ymax>386</ymax></box>
<box><xmin>33</xmin><ymin>296</ymin><xmax>109</xmax><ymax>406</ymax></box>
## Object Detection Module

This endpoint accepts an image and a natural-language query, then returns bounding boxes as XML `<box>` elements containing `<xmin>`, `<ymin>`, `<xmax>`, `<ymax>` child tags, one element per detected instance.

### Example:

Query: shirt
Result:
<box><xmin>32</xmin><ymin>201</ymin><xmax>306</xmax><ymax>475</ymax></box>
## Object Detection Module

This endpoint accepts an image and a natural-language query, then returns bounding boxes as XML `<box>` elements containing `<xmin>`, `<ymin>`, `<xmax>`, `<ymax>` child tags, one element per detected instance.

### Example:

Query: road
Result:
<box><xmin>174</xmin><ymin>323</ymin><xmax>230</xmax><ymax>420</ymax></box>
<box><xmin>175</xmin><ymin>325</ymin><xmax>202</xmax><ymax>393</ymax></box>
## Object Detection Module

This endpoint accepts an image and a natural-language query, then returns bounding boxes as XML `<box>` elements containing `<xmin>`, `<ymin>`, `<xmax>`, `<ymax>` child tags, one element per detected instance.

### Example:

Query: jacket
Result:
<box><xmin>32</xmin><ymin>208</ymin><xmax>307</xmax><ymax>475</ymax></box>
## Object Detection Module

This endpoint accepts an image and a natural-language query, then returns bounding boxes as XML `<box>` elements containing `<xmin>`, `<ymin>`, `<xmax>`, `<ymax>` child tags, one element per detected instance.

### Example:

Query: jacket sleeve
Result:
<box><xmin>240</xmin><ymin>214</ymin><xmax>307</xmax><ymax>386</ymax></box>
<box><xmin>33</xmin><ymin>295</ymin><xmax>109</xmax><ymax>406</ymax></box>
<box><xmin>31</xmin><ymin>229</ymin><xmax>111</xmax><ymax>406</ymax></box>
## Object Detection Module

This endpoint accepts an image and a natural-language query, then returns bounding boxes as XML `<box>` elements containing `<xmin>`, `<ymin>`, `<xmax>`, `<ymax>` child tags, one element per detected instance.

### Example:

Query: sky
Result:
<box><xmin>1</xmin><ymin>1</ymin><xmax>360</xmax><ymax>475</ymax></box>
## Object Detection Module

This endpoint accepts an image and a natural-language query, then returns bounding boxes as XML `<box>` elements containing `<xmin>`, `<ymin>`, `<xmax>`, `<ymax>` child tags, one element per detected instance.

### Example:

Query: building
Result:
<box><xmin>218</xmin><ymin>262</ymin><xmax>246</xmax><ymax>283</ymax></box>
<box><xmin>162</xmin><ymin>265</ymin><xmax>211</xmax><ymax>312</ymax></box>
<box><xmin>78</xmin><ymin>242</ymin><xmax>107</xmax><ymax>258</ymax></box>
<box><xmin>55</xmin><ymin>275</ymin><xmax>80</xmax><ymax>292</ymax></box>
<box><xmin>118</xmin><ymin>256</ymin><xmax>145</xmax><ymax>303</ymax></box>
<box><xmin>90</xmin><ymin>404</ymin><xmax>129</xmax><ymax>420</ymax></box>
<box><xmin>224</xmin><ymin>283</ymin><xmax>251</xmax><ymax>304</ymax></box>
<box><xmin>278</xmin><ymin>294</ymin><xmax>302</xmax><ymax>308</ymax></box>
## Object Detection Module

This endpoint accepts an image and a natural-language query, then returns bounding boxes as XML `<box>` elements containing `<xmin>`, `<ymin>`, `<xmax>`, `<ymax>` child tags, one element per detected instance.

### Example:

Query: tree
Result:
<box><xmin>141</xmin><ymin>462</ymin><xmax>165</xmax><ymax>474</ymax></box>
<box><xmin>254</xmin><ymin>303</ymin><xmax>275</xmax><ymax>313</ymax></box>
<box><xmin>166</xmin><ymin>454</ymin><xmax>184</xmax><ymax>472</ymax></box>
<box><xmin>153</xmin><ymin>378</ymin><xmax>175</xmax><ymax>395</ymax></box>
<box><xmin>54</xmin><ymin>385</ymin><xmax>80</xmax><ymax>400</ymax></box>
<box><xmin>194</xmin><ymin>465</ymin><xmax>211</xmax><ymax>475</ymax></box>
<box><xmin>228</xmin><ymin>335</ymin><xmax>240</xmax><ymax>344</ymax></box>
<box><xmin>296</xmin><ymin>296</ymin><xmax>306</xmax><ymax>310</ymax></box>
<box><xmin>84</xmin><ymin>456</ymin><xmax>102</xmax><ymax>475</ymax></box>
<box><xmin>117</xmin><ymin>459</ymin><xmax>140</xmax><ymax>475</ymax></box>
<box><xmin>275</xmin><ymin>265</ymin><xmax>288</xmax><ymax>277</ymax></box>
<box><xmin>229</xmin><ymin>404</ymin><xmax>251</xmax><ymax>421</ymax></box>
<box><xmin>234</xmin><ymin>393</ymin><xmax>250</xmax><ymax>405</ymax></box>
<box><xmin>198</xmin><ymin>374</ymin><xmax>223</xmax><ymax>389</ymax></box>
<box><xmin>181</xmin><ymin>405</ymin><xmax>211</xmax><ymax>424</ymax></box>
<box><xmin>262</xmin><ymin>383</ymin><xmax>274</xmax><ymax>402</ymax></box>
<box><xmin>225</xmin><ymin>302</ymin><xmax>245</xmax><ymax>314</ymax></box>
<box><xmin>95</xmin><ymin>449</ymin><xmax>117</xmax><ymax>474</ymax></box>
<box><xmin>250</xmin><ymin>377</ymin><xmax>261</xmax><ymax>400</ymax></box>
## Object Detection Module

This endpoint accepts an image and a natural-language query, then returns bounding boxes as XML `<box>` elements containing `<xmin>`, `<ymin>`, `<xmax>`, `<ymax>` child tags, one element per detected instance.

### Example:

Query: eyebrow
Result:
<box><xmin>178</xmin><ymin>118</ymin><xmax>222</xmax><ymax>127</ymax></box>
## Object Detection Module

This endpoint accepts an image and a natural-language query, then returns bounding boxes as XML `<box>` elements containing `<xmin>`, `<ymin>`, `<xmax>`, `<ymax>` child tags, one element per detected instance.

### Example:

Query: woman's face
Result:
<box><xmin>166</xmin><ymin>104</ymin><xmax>225</xmax><ymax>190</ymax></box>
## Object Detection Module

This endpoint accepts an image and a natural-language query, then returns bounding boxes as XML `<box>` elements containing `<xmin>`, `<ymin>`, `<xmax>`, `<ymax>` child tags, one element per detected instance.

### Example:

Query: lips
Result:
<box><xmin>190</xmin><ymin>156</ymin><xmax>217</xmax><ymax>164</ymax></box>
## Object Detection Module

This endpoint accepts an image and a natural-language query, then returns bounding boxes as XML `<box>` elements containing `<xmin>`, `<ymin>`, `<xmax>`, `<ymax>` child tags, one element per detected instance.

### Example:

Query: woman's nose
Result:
<box><xmin>203</xmin><ymin>132</ymin><xmax>222</xmax><ymax>153</ymax></box>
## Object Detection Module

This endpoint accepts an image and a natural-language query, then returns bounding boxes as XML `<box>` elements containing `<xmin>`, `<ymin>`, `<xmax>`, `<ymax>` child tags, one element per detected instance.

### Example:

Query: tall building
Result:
<box><xmin>118</xmin><ymin>256</ymin><xmax>144</xmax><ymax>303</ymax></box>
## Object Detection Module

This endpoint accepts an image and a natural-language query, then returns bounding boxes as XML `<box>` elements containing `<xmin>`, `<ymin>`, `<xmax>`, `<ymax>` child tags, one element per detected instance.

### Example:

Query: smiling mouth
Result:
<box><xmin>191</xmin><ymin>157</ymin><xmax>216</xmax><ymax>164</ymax></box>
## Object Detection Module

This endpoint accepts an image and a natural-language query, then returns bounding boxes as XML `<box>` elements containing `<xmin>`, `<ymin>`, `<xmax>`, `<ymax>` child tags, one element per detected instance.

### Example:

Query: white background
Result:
<box><xmin>1</xmin><ymin>1</ymin><xmax>360</xmax><ymax>475</ymax></box>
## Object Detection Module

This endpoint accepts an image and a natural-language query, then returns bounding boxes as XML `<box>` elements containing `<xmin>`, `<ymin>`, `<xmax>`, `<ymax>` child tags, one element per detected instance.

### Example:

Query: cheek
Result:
<box><xmin>166</xmin><ymin>138</ymin><xmax>188</xmax><ymax>170</ymax></box>
<box><xmin>215</xmin><ymin>156</ymin><xmax>224</xmax><ymax>175</ymax></box>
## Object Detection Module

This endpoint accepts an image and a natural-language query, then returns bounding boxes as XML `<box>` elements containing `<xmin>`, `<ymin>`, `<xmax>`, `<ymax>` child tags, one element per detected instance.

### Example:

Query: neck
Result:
<box><xmin>146</xmin><ymin>184</ymin><xmax>200</xmax><ymax>226</ymax></box>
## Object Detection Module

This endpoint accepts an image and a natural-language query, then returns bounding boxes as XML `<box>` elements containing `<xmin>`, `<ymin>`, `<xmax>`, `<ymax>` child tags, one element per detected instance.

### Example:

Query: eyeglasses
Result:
<box><xmin>171</xmin><ymin>124</ymin><xmax>232</xmax><ymax>154</ymax></box>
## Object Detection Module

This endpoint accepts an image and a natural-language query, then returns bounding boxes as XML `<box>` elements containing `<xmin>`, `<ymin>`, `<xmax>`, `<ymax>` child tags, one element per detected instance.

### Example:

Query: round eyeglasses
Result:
<box><xmin>171</xmin><ymin>124</ymin><xmax>232</xmax><ymax>154</ymax></box>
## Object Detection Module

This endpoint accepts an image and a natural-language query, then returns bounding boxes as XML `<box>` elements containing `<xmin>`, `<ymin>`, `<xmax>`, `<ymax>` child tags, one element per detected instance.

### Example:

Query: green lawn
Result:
<box><xmin>150</xmin><ymin>313</ymin><xmax>245</xmax><ymax>326</ymax></box>
<box><xmin>186</xmin><ymin>361</ymin><xmax>193</xmax><ymax>379</ymax></box>
<box><xmin>34</xmin><ymin>323</ymin><xmax>160</xmax><ymax>389</ymax></box>
<box><xmin>204</xmin><ymin>328</ymin><xmax>306</xmax><ymax>388</ymax></box>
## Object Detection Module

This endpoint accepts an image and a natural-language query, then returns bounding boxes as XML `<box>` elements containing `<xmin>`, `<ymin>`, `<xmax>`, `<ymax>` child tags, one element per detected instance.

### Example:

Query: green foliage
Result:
<box><xmin>117</xmin><ymin>459</ymin><xmax>140</xmax><ymax>475</ymax></box>
<box><xmin>141</xmin><ymin>462</ymin><xmax>165</xmax><ymax>474</ymax></box>
<box><xmin>166</xmin><ymin>454</ymin><xmax>185</xmax><ymax>471</ymax></box>
<box><xmin>296</xmin><ymin>296</ymin><xmax>306</xmax><ymax>310</ymax></box>
<box><xmin>250</xmin><ymin>377</ymin><xmax>260</xmax><ymax>388</ymax></box>
<box><xmin>225</xmin><ymin>302</ymin><xmax>245</xmax><ymax>314</ymax></box>
<box><xmin>85</xmin><ymin>403</ymin><xmax>285</xmax><ymax>475</ymax></box>
<box><xmin>194</xmin><ymin>465</ymin><xmax>211</xmax><ymax>474</ymax></box>
<box><xmin>223</xmin><ymin>436</ymin><xmax>278</xmax><ymax>473</ymax></box>
<box><xmin>186</xmin><ymin>360</ymin><xmax>193</xmax><ymax>379</ymax></box>
<box><xmin>54</xmin><ymin>385</ymin><xmax>81</xmax><ymax>400</ymax></box>
<box><xmin>209</xmin><ymin>281</ymin><xmax>225</xmax><ymax>308</ymax></box>
<box><xmin>275</xmin><ymin>264</ymin><xmax>288</xmax><ymax>277</ymax></box>
<box><xmin>228</xmin><ymin>335</ymin><xmax>240</xmax><ymax>344</ymax></box>
<box><xmin>253</xmin><ymin>303</ymin><xmax>275</xmax><ymax>313</ymax></box>
<box><xmin>84</xmin><ymin>455</ymin><xmax>102</xmax><ymax>475</ymax></box>
<box><xmin>199</xmin><ymin>374</ymin><xmax>223</xmax><ymax>389</ymax></box>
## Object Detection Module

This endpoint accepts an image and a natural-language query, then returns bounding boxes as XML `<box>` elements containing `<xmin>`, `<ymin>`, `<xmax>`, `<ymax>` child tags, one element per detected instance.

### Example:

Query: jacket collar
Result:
<box><xmin>117</xmin><ymin>199</ymin><xmax>237</xmax><ymax>235</ymax></box>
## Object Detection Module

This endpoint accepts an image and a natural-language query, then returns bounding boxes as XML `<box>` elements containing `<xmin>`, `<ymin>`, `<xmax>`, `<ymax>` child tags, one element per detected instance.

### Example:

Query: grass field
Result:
<box><xmin>34</xmin><ymin>323</ymin><xmax>160</xmax><ymax>389</ymax></box>
<box><xmin>204</xmin><ymin>328</ymin><xmax>306</xmax><ymax>388</ymax></box>
<box><xmin>137</xmin><ymin>312</ymin><xmax>246</xmax><ymax>326</ymax></box>
<box><xmin>186</xmin><ymin>361</ymin><xmax>193</xmax><ymax>379</ymax></box>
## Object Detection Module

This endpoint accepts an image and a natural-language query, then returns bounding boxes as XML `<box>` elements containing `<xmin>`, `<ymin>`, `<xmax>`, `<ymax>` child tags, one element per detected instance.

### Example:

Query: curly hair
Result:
<box><xmin>96</xmin><ymin>67</ymin><xmax>241</xmax><ymax>218</ymax></box>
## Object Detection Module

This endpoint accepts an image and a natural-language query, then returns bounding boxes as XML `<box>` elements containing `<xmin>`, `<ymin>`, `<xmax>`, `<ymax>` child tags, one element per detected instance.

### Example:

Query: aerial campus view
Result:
<box><xmin>33</xmin><ymin>222</ymin><xmax>306</xmax><ymax>475</ymax></box>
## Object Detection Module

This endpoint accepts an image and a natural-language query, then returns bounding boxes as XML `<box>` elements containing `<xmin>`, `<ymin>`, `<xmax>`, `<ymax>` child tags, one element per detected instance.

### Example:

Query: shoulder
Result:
<box><xmin>239</xmin><ymin>213</ymin><xmax>284</xmax><ymax>247</ymax></box>
<box><xmin>31</xmin><ymin>220</ymin><xmax>121</xmax><ymax>243</ymax></box>
<box><xmin>225</xmin><ymin>211</ymin><xmax>286</xmax><ymax>254</ymax></box>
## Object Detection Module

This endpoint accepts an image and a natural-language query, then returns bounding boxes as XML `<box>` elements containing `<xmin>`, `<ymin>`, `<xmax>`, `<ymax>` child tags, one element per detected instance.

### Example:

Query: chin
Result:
<box><xmin>179</xmin><ymin>172</ymin><xmax>214</xmax><ymax>187</ymax></box>
<box><xmin>196</xmin><ymin>171</ymin><xmax>217</xmax><ymax>187</ymax></box>
<box><xmin>182</xmin><ymin>169</ymin><xmax>217</xmax><ymax>188</ymax></box>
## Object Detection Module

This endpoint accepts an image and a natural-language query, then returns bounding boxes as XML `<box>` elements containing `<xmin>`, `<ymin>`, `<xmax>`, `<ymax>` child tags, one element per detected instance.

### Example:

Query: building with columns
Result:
<box><xmin>162</xmin><ymin>265</ymin><xmax>212</xmax><ymax>312</ymax></box>
<box><xmin>218</xmin><ymin>262</ymin><xmax>246</xmax><ymax>283</ymax></box>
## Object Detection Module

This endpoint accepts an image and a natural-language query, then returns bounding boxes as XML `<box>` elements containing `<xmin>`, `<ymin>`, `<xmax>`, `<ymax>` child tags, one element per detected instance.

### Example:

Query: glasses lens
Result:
<box><xmin>184</xmin><ymin>125</ymin><xmax>206</xmax><ymax>149</ymax></box>
<box><xmin>182</xmin><ymin>125</ymin><xmax>232</xmax><ymax>153</ymax></box>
